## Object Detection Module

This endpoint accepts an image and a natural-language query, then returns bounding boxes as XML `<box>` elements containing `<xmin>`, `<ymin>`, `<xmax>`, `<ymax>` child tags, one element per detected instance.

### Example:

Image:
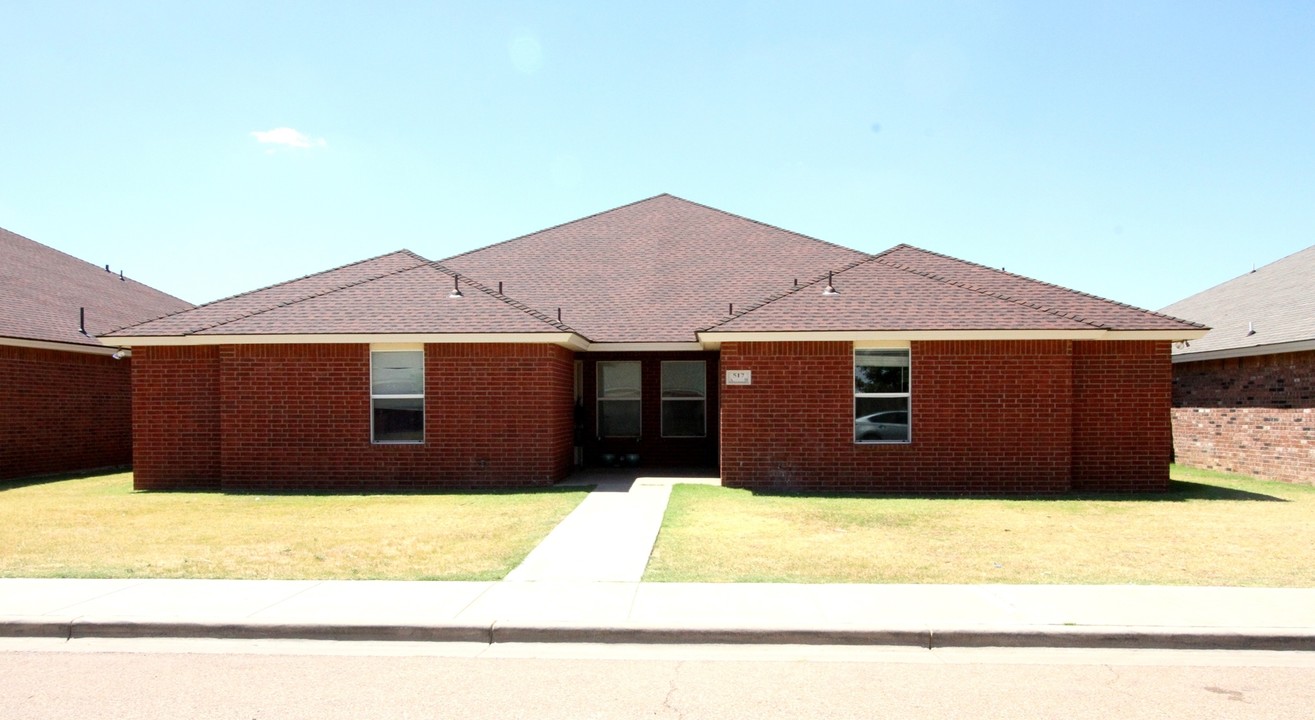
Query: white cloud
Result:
<box><xmin>250</xmin><ymin>127</ymin><xmax>327</xmax><ymax>149</ymax></box>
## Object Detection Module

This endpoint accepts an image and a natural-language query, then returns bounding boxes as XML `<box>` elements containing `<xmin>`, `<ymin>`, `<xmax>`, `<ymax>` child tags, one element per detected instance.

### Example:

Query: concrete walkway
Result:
<box><xmin>505</xmin><ymin>469</ymin><xmax>718</xmax><ymax>582</ymax></box>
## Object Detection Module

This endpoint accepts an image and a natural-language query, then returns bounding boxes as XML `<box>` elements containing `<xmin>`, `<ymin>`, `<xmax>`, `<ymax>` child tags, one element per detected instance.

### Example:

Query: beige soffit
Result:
<box><xmin>1</xmin><ymin>336</ymin><xmax>123</xmax><ymax>356</ymax></box>
<box><xmin>696</xmin><ymin>328</ymin><xmax>1209</xmax><ymax>349</ymax></box>
<box><xmin>1171</xmin><ymin>338</ymin><xmax>1315</xmax><ymax>364</ymax></box>
<box><xmin>104</xmin><ymin>332</ymin><xmax>591</xmax><ymax>351</ymax></box>
<box><xmin>585</xmin><ymin>342</ymin><xmax>706</xmax><ymax>352</ymax></box>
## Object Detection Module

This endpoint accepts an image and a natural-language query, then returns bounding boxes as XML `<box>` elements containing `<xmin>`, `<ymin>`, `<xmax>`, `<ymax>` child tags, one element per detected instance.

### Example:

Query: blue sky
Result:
<box><xmin>2</xmin><ymin>1</ymin><xmax>1311</xmax><ymax>313</ymax></box>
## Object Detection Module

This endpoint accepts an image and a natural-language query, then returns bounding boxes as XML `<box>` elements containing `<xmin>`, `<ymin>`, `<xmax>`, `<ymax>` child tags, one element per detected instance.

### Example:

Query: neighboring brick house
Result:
<box><xmin>0</xmin><ymin>228</ymin><xmax>192</xmax><ymax>480</ymax></box>
<box><xmin>1162</xmin><ymin>245</ymin><xmax>1315</xmax><ymax>484</ymax></box>
<box><xmin>105</xmin><ymin>195</ymin><xmax>1205</xmax><ymax>493</ymax></box>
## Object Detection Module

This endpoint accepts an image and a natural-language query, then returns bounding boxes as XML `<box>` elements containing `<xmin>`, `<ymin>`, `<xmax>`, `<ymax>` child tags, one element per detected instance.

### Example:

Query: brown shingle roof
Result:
<box><xmin>103</xmin><ymin>198</ymin><xmax>1204</xmax><ymax>343</ymax></box>
<box><xmin>108</xmin><ymin>250</ymin><xmax>431</xmax><ymax>336</ymax></box>
<box><xmin>197</xmin><ymin>263</ymin><xmax>573</xmax><ymax>336</ymax></box>
<box><xmin>441</xmin><ymin>194</ymin><xmax>866</xmax><ymax>342</ymax></box>
<box><xmin>875</xmin><ymin>246</ymin><xmax>1202</xmax><ymax>332</ymax></box>
<box><xmin>0</xmin><ymin>227</ymin><xmax>192</xmax><ymax>348</ymax></box>
<box><xmin>707</xmin><ymin>245</ymin><xmax>1205</xmax><ymax>334</ymax></box>
<box><xmin>1161</xmin><ymin>243</ymin><xmax>1315</xmax><ymax>357</ymax></box>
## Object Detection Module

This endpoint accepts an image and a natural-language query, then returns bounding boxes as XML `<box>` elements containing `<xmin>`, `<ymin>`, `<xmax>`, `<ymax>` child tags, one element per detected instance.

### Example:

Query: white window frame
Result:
<box><xmin>661</xmin><ymin>360</ymin><xmax>707</xmax><ymax>438</ymax></box>
<box><xmin>370</xmin><ymin>346</ymin><xmax>425</xmax><ymax>445</ymax></box>
<box><xmin>854</xmin><ymin>345</ymin><xmax>911</xmax><ymax>445</ymax></box>
<box><xmin>597</xmin><ymin>361</ymin><xmax>642</xmax><ymax>438</ymax></box>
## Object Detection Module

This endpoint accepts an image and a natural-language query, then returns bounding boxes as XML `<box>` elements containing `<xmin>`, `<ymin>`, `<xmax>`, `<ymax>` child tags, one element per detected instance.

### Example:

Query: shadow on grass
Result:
<box><xmin>0</xmin><ymin>466</ymin><xmax>129</xmax><ymax>493</ymax></box>
<box><xmin>746</xmin><ymin>480</ymin><xmax>1288</xmax><ymax>503</ymax></box>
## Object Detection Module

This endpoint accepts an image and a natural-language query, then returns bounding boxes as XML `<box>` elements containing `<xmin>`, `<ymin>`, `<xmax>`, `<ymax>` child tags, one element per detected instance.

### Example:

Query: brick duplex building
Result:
<box><xmin>1163</xmin><ymin>244</ymin><xmax>1315</xmax><ymax>484</ymax></box>
<box><xmin>1</xmin><ymin>228</ymin><xmax>192</xmax><ymax>480</ymax></box>
<box><xmin>104</xmin><ymin>195</ymin><xmax>1206</xmax><ymax>493</ymax></box>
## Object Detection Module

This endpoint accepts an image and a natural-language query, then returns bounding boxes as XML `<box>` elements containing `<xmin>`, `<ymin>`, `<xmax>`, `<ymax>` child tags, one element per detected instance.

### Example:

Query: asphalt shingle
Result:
<box><xmin>1161</xmin><ymin>244</ymin><xmax>1315</xmax><ymax>356</ymax></box>
<box><xmin>0</xmin><ymin>227</ymin><xmax>192</xmax><ymax>347</ymax></box>
<box><xmin>441</xmin><ymin>194</ymin><xmax>866</xmax><ymax>342</ymax></box>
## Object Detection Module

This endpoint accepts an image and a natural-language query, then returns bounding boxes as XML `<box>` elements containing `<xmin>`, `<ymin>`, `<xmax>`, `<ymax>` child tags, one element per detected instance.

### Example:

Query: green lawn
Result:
<box><xmin>645</xmin><ymin>465</ymin><xmax>1315</xmax><ymax>586</ymax></box>
<box><xmin>0</xmin><ymin>472</ymin><xmax>588</xmax><ymax>581</ymax></box>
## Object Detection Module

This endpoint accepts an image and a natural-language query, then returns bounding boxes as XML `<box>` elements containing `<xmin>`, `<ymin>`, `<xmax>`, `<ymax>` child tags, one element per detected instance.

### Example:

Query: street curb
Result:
<box><xmin>928</xmin><ymin>627</ymin><xmax>1315</xmax><ymax>652</ymax></box>
<box><xmin>4</xmin><ymin>619</ymin><xmax>1314</xmax><ymax>651</ymax></box>
<box><xmin>491</xmin><ymin>623</ymin><xmax>931</xmax><ymax>647</ymax></box>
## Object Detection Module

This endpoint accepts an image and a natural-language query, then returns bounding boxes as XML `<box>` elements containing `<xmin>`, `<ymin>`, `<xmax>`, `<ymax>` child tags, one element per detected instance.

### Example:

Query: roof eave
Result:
<box><xmin>697</xmin><ymin>328</ymin><xmax>1208</xmax><ymax>349</ymax></box>
<box><xmin>1</xmin><ymin>335</ymin><xmax>118</xmax><ymax>356</ymax></box>
<box><xmin>101</xmin><ymin>332</ymin><xmax>591</xmax><ymax>351</ymax></box>
<box><xmin>1172</xmin><ymin>337</ymin><xmax>1315</xmax><ymax>364</ymax></box>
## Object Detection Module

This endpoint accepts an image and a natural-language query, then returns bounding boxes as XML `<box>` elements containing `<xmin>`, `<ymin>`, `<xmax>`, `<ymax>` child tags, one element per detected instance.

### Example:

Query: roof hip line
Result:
<box><xmin>179</xmin><ymin>258</ymin><xmax>432</xmax><ymax>336</ymax></box>
<box><xmin>872</xmin><ymin>254</ymin><xmax>1112</xmax><ymax>331</ymax></box>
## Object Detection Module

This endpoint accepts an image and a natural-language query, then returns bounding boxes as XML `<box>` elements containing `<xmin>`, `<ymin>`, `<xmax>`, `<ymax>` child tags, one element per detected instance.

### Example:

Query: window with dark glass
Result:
<box><xmin>371</xmin><ymin>350</ymin><xmax>424</xmax><ymax>443</ymax></box>
<box><xmin>854</xmin><ymin>349</ymin><xmax>910</xmax><ymax>443</ymax></box>
<box><xmin>597</xmin><ymin>361</ymin><xmax>641</xmax><ymax>438</ymax></box>
<box><xmin>661</xmin><ymin>361</ymin><xmax>706</xmax><ymax>438</ymax></box>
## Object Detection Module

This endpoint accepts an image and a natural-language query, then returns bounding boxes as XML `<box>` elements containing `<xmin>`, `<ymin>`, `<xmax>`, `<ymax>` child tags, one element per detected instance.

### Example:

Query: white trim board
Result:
<box><xmin>0</xmin><ymin>336</ymin><xmax>121</xmax><ymax>356</ymax></box>
<box><xmin>1172</xmin><ymin>338</ymin><xmax>1315</xmax><ymax>364</ymax></box>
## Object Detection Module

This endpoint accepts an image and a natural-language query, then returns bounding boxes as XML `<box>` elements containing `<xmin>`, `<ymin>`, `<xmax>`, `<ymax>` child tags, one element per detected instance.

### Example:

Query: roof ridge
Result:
<box><xmin>893</xmin><ymin>244</ymin><xmax>1207</xmax><ymax>330</ymax></box>
<box><xmin>874</xmin><ymin>256</ymin><xmax>1109</xmax><ymax>329</ymax></box>
<box><xmin>698</xmin><ymin>254</ymin><xmax>877</xmax><ymax>332</ymax></box>
<box><xmin>106</xmin><ymin>249</ymin><xmax>430</xmax><ymax>335</ymax></box>
<box><xmin>1162</xmin><ymin>243</ymin><xmax>1315</xmax><ymax>313</ymax></box>
<box><xmin>437</xmin><ymin>195</ymin><xmax>671</xmax><ymax>264</ymax></box>
<box><xmin>427</xmin><ymin>263</ymin><xmax>587</xmax><ymax>336</ymax></box>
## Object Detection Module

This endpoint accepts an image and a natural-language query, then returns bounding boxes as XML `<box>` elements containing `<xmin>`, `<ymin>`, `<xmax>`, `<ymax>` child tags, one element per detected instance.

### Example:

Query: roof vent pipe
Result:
<box><xmin>498</xmin><ymin>281</ymin><xmax>503</xmax><ymax>294</ymax></box>
<box><xmin>729</xmin><ymin>303</ymin><xmax>733</xmax><ymax>315</ymax></box>
<box><xmin>1247</xmin><ymin>322</ymin><xmax>1256</xmax><ymax>336</ymax></box>
<box><xmin>448</xmin><ymin>274</ymin><xmax>464</xmax><ymax>299</ymax></box>
<box><xmin>822</xmin><ymin>271</ymin><xmax>839</xmax><ymax>296</ymax></box>
<box><xmin>557</xmin><ymin>308</ymin><xmax>562</xmax><ymax>322</ymax></box>
<box><xmin>78</xmin><ymin>307</ymin><xmax>88</xmax><ymax>335</ymax></box>
<box><xmin>119</xmin><ymin>269</ymin><xmax>125</xmax><ymax>282</ymax></box>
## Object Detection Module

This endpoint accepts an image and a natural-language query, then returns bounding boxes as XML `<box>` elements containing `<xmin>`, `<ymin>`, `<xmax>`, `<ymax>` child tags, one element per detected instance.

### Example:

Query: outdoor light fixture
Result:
<box><xmin>448</xmin><ymin>274</ymin><xmax>464</xmax><ymax>299</ymax></box>
<box><xmin>111</xmin><ymin>349</ymin><xmax>128</xmax><ymax>360</ymax></box>
<box><xmin>822</xmin><ymin>271</ymin><xmax>839</xmax><ymax>296</ymax></box>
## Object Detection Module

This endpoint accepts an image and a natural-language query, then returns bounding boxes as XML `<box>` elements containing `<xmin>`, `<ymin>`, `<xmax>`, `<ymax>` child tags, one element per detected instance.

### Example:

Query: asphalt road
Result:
<box><xmin>4</xmin><ymin>638</ymin><xmax>1315</xmax><ymax>719</ymax></box>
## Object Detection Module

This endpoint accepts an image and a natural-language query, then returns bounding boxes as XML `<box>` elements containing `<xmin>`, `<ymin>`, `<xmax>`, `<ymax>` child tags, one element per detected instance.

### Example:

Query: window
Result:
<box><xmin>597</xmin><ymin>361</ymin><xmax>641</xmax><ymax>438</ymax></box>
<box><xmin>662</xmin><ymin>361</ymin><xmax>706</xmax><ymax>438</ymax></box>
<box><xmin>371</xmin><ymin>349</ymin><xmax>424</xmax><ymax>443</ymax></box>
<box><xmin>855</xmin><ymin>348</ymin><xmax>910</xmax><ymax>443</ymax></box>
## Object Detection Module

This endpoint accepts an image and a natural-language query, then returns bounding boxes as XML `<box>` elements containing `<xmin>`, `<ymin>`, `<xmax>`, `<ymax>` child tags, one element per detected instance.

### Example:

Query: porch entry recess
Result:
<box><xmin>575</xmin><ymin>351</ymin><xmax>719</xmax><ymax>469</ymax></box>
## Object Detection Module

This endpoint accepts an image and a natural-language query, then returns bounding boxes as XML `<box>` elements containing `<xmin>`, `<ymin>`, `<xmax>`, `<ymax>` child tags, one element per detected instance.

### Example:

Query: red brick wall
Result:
<box><xmin>131</xmin><ymin>345</ymin><xmax>221</xmax><ymax>490</ymax></box>
<box><xmin>1172</xmin><ymin>350</ymin><xmax>1315</xmax><ymax>485</ymax></box>
<box><xmin>719</xmin><ymin>340</ymin><xmax>1172</xmax><ymax>494</ymax></box>
<box><xmin>580</xmin><ymin>352</ymin><xmax>719</xmax><ymax>468</ymax></box>
<box><xmin>1071</xmin><ymin>341</ymin><xmax>1172</xmax><ymax>491</ymax></box>
<box><xmin>0</xmin><ymin>345</ymin><xmax>133</xmax><ymax>480</ymax></box>
<box><xmin>133</xmin><ymin>343</ymin><xmax>574</xmax><ymax>491</ymax></box>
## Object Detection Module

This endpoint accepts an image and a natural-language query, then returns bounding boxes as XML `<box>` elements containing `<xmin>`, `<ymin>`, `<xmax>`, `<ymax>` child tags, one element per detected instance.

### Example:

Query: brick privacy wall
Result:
<box><xmin>1071</xmin><ymin>341</ymin><xmax>1173</xmax><ymax>491</ymax></box>
<box><xmin>719</xmin><ymin>340</ymin><xmax>1171</xmax><ymax>494</ymax></box>
<box><xmin>1171</xmin><ymin>349</ymin><xmax>1315</xmax><ymax>485</ymax></box>
<box><xmin>133</xmin><ymin>343</ymin><xmax>574</xmax><ymax>492</ymax></box>
<box><xmin>131</xmin><ymin>345</ymin><xmax>221</xmax><ymax>490</ymax></box>
<box><xmin>0</xmin><ymin>345</ymin><xmax>132</xmax><ymax>480</ymax></box>
<box><xmin>581</xmin><ymin>351</ymin><xmax>719</xmax><ymax>468</ymax></box>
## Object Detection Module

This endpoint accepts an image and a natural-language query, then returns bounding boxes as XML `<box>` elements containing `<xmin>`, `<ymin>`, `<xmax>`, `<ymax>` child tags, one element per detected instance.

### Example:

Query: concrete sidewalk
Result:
<box><xmin>2</xmin><ymin>578</ymin><xmax>1314</xmax><ymax>650</ymax></box>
